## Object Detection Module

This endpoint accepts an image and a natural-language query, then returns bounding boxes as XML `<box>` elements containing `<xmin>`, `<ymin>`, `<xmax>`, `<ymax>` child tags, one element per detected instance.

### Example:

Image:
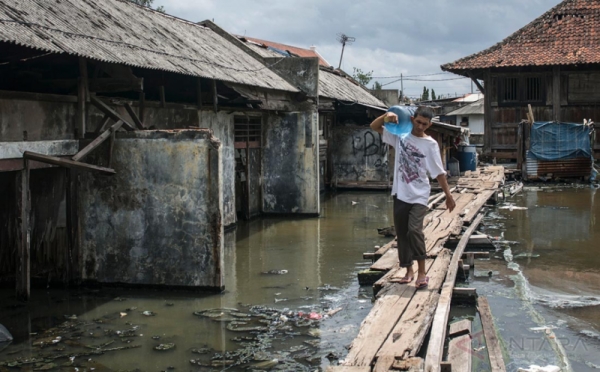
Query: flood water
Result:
<box><xmin>0</xmin><ymin>192</ymin><xmax>394</xmax><ymax>371</ymax></box>
<box><xmin>473</xmin><ymin>186</ymin><xmax>600</xmax><ymax>371</ymax></box>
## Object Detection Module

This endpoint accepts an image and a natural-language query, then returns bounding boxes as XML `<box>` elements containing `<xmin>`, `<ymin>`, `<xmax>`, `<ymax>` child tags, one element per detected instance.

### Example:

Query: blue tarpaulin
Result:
<box><xmin>529</xmin><ymin>121</ymin><xmax>592</xmax><ymax>161</ymax></box>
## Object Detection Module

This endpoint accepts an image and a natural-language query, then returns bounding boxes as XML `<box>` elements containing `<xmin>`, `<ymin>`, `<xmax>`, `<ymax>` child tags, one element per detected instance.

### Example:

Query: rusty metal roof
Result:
<box><xmin>240</xmin><ymin>36</ymin><xmax>331</xmax><ymax>67</ymax></box>
<box><xmin>442</xmin><ymin>0</ymin><xmax>600</xmax><ymax>73</ymax></box>
<box><xmin>0</xmin><ymin>0</ymin><xmax>298</xmax><ymax>92</ymax></box>
<box><xmin>319</xmin><ymin>68</ymin><xmax>386</xmax><ymax>108</ymax></box>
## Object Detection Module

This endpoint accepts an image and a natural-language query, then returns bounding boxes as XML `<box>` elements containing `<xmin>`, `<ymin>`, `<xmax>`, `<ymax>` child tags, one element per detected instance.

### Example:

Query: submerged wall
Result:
<box><xmin>263</xmin><ymin>109</ymin><xmax>319</xmax><ymax>214</ymax></box>
<box><xmin>331</xmin><ymin>124</ymin><xmax>390</xmax><ymax>184</ymax></box>
<box><xmin>79</xmin><ymin>130</ymin><xmax>224</xmax><ymax>289</ymax></box>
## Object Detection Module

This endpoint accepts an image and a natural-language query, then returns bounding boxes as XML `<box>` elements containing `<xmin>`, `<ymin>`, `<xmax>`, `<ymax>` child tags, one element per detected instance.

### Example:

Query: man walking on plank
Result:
<box><xmin>370</xmin><ymin>106</ymin><xmax>455</xmax><ymax>289</ymax></box>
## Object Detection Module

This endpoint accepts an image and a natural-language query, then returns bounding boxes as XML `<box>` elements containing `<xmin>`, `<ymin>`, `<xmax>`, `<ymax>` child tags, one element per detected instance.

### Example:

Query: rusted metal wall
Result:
<box><xmin>526</xmin><ymin>155</ymin><xmax>592</xmax><ymax>180</ymax></box>
<box><xmin>78</xmin><ymin>130</ymin><xmax>224</xmax><ymax>289</ymax></box>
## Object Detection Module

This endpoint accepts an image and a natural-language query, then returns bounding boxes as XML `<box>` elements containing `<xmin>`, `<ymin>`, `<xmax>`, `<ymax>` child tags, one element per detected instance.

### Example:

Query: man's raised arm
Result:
<box><xmin>370</xmin><ymin>112</ymin><xmax>397</xmax><ymax>135</ymax></box>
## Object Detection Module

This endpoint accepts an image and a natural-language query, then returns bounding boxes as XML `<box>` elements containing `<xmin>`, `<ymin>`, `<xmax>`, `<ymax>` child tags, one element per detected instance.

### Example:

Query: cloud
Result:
<box><xmin>155</xmin><ymin>0</ymin><xmax>561</xmax><ymax>95</ymax></box>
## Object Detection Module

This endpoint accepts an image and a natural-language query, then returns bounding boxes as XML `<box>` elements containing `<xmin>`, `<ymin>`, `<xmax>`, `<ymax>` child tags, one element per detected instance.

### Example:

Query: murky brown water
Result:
<box><xmin>0</xmin><ymin>192</ymin><xmax>393</xmax><ymax>371</ymax></box>
<box><xmin>474</xmin><ymin>186</ymin><xmax>600</xmax><ymax>371</ymax></box>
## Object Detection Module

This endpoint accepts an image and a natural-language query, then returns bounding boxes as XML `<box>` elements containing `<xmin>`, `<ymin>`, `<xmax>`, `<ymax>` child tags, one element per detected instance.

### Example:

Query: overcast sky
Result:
<box><xmin>155</xmin><ymin>0</ymin><xmax>560</xmax><ymax>99</ymax></box>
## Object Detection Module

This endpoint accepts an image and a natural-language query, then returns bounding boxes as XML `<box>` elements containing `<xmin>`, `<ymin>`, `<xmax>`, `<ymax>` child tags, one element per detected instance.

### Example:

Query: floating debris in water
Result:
<box><xmin>514</xmin><ymin>253</ymin><xmax>540</xmax><ymax>259</ymax></box>
<box><xmin>154</xmin><ymin>343</ymin><xmax>175</xmax><ymax>351</ymax></box>
<box><xmin>261</xmin><ymin>269</ymin><xmax>288</xmax><ymax>275</ymax></box>
<box><xmin>499</xmin><ymin>205</ymin><xmax>528</xmax><ymax>211</ymax></box>
<box><xmin>119</xmin><ymin>312</ymin><xmax>127</xmax><ymax>318</ymax></box>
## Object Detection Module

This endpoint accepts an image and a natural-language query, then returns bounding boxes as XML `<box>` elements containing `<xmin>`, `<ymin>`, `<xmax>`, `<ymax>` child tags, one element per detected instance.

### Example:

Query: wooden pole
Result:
<box><xmin>139</xmin><ymin>91</ymin><xmax>145</xmax><ymax>125</ymax></box>
<box><xmin>425</xmin><ymin>213</ymin><xmax>485</xmax><ymax>372</ymax></box>
<box><xmin>159</xmin><ymin>85</ymin><xmax>166</xmax><ymax>108</ymax></box>
<box><xmin>73</xmin><ymin>120</ymin><xmax>123</xmax><ymax>162</ymax></box>
<box><xmin>477</xmin><ymin>296</ymin><xmax>507</xmax><ymax>371</ymax></box>
<box><xmin>552</xmin><ymin>66</ymin><xmax>561</xmax><ymax>122</ymax></box>
<box><xmin>24</xmin><ymin>152</ymin><xmax>116</xmax><ymax>175</ymax></box>
<box><xmin>17</xmin><ymin>159</ymin><xmax>31</xmax><ymax>300</ymax></box>
<box><xmin>212</xmin><ymin>79</ymin><xmax>218</xmax><ymax>113</ymax></box>
<box><xmin>197</xmin><ymin>77</ymin><xmax>202</xmax><ymax>109</ymax></box>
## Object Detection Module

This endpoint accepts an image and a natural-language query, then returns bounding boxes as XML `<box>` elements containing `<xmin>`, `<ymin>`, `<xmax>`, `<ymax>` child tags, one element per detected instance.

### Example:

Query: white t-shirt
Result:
<box><xmin>382</xmin><ymin>127</ymin><xmax>446</xmax><ymax>206</ymax></box>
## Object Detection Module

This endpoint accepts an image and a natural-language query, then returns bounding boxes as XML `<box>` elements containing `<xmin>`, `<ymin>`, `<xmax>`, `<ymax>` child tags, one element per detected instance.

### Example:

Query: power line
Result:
<box><xmin>381</xmin><ymin>76</ymin><xmax>468</xmax><ymax>87</ymax></box>
<box><xmin>372</xmin><ymin>72</ymin><xmax>453</xmax><ymax>79</ymax></box>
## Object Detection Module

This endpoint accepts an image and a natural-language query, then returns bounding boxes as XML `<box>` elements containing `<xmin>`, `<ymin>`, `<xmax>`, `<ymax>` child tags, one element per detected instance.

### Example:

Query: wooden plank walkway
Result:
<box><xmin>333</xmin><ymin>166</ymin><xmax>505</xmax><ymax>372</ymax></box>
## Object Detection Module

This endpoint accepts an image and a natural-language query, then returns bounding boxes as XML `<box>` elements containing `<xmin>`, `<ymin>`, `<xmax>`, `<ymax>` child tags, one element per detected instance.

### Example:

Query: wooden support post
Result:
<box><xmin>108</xmin><ymin>129</ymin><xmax>116</xmax><ymax>168</ymax></box>
<box><xmin>477</xmin><ymin>296</ymin><xmax>507</xmax><ymax>372</ymax></box>
<box><xmin>528</xmin><ymin>104</ymin><xmax>535</xmax><ymax>124</ymax></box>
<box><xmin>124</xmin><ymin>103</ymin><xmax>145</xmax><ymax>130</ymax></box>
<box><xmin>65</xmin><ymin>168</ymin><xmax>80</xmax><ymax>285</ymax></box>
<box><xmin>212</xmin><ymin>79</ymin><xmax>218</xmax><ymax>113</ymax></box>
<box><xmin>73</xmin><ymin>120</ymin><xmax>123</xmax><ymax>162</ymax></box>
<box><xmin>17</xmin><ymin>159</ymin><xmax>31</xmax><ymax>300</ymax></box>
<box><xmin>197</xmin><ymin>77</ymin><xmax>202</xmax><ymax>109</ymax></box>
<box><xmin>484</xmin><ymin>70</ymin><xmax>492</xmax><ymax>155</ymax></box>
<box><xmin>425</xmin><ymin>213</ymin><xmax>485</xmax><ymax>372</ymax></box>
<box><xmin>552</xmin><ymin>66</ymin><xmax>561</xmax><ymax>122</ymax></box>
<box><xmin>467</xmin><ymin>71</ymin><xmax>485</xmax><ymax>94</ymax></box>
<box><xmin>24</xmin><ymin>152</ymin><xmax>116</xmax><ymax>175</ymax></box>
<box><xmin>159</xmin><ymin>85</ymin><xmax>166</xmax><ymax>108</ymax></box>
<box><xmin>77</xmin><ymin>60</ymin><xmax>88</xmax><ymax>138</ymax></box>
<box><xmin>139</xmin><ymin>91</ymin><xmax>145</xmax><ymax>124</ymax></box>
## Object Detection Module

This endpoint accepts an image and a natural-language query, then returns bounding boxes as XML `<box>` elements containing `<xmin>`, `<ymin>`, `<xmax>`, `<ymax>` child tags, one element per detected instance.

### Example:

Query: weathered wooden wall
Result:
<box><xmin>485</xmin><ymin>68</ymin><xmax>600</xmax><ymax>160</ymax></box>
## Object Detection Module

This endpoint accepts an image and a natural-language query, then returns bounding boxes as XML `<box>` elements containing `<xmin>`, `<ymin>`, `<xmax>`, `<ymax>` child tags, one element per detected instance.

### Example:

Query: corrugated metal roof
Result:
<box><xmin>446</xmin><ymin>99</ymin><xmax>484</xmax><ymax>116</ymax></box>
<box><xmin>0</xmin><ymin>0</ymin><xmax>298</xmax><ymax>92</ymax></box>
<box><xmin>240</xmin><ymin>36</ymin><xmax>331</xmax><ymax>67</ymax></box>
<box><xmin>319</xmin><ymin>69</ymin><xmax>386</xmax><ymax>108</ymax></box>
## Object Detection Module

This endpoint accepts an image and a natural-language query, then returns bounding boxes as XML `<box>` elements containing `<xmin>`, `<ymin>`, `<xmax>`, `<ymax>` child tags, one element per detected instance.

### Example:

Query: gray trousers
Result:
<box><xmin>393</xmin><ymin>197</ymin><xmax>428</xmax><ymax>268</ymax></box>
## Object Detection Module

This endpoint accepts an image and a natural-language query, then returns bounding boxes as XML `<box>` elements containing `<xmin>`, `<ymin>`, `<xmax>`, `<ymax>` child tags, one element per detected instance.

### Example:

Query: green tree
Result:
<box><xmin>372</xmin><ymin>81</ymin><xmax>382</xmax><ymax>90</ymax></box>
<box><xmin>422</xmin><ymin>86</ymin><xmax>429</xmax><ymax>101</ymax></box>
<box><xmin>129</xmin><ymin>0</ymin><xmax>165</xmax><ymax>12</ymax></box>
<box><xmin>431</xmin><ymin>89</ymin><xmax>436</xmax><ymax>100</ymax></box>
<box><xmin>352</xmin><ymin>68</ymin><xmax>373</xmax><ymax>87</ymax></box>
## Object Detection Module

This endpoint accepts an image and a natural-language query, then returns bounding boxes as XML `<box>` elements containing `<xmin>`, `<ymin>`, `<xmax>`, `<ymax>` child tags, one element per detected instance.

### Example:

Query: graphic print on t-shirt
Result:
<box><xmin>397</xmin><ymin>137</ymin><xmax>426</xmax><ymax>184</ymax></box>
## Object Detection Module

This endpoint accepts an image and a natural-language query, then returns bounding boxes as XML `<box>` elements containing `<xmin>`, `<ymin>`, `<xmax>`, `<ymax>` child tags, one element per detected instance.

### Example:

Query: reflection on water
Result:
<box><xmin>0</xmin><ymin>192</ymin><xmax>393</xmax><ymax>371</ymax></box>
<box><xmin>475</xmin><ymin>187</ymin><xmax>600</xmax><ymax>371</ymax></box>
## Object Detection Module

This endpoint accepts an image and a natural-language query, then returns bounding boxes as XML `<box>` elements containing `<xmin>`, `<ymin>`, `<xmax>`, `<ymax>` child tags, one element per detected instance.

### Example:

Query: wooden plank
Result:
<box><xmin>73</xmin><ymin>120</ymin><xmax>123</xmax><ymax>162</ymax></box>
<box><xmin>124</xmin><ymin>103</ymin><xmax>145</xmax><ymax>130</ymax></box>
<box><xmin>427</xmin><ymin>187</ymin><xmax>456</xmax><ymax>209</ymax></box>
<box><xmin>326</xmin><ymin>367</ymin><xmax>370</xmax><ymax>372</ymax></box>
<box><xmin>448</xmin><ymin>319</ymin><xmax>472</xmax><ymax>337</ymax></box>
<box><xmin>89</xmin><ymin>95</ymin><xmax>136</xmax><ymax>131</ymax></box>
<box><xmin>477</xmin><ymin>297</ymin><xmax>507</xmax><ymax>372</ymax></box>
<box><xmin>16</xmin><ymin>160</ymin><xmax>31</xmax><ymax>300</ymax></box>
<box><xmin>392</xmin><ymin>358</ymin><xmax>424</xmax><ymax>371</ymax></box>
<box><xmin>370</xmin><ymin>248</ymin><xmax>398</xmax><ymax>271</ymax></box>
<box><xmin>345</xmin><ymin>260</ymin><xmax>435</xmax><ymax>367</ymax></box>
<box><xmin>66</xmin><ymin>169</ymin><xmax>80</xmax><ymax>284</ymax></box>
<box><xmin>490</xmin><ymin>123</ymin><xmax>519</xmax><ymax>129</ymax></box>
<box><xmin>447</xmin><ymin>334</ymin><xmax>472</xmax><ymax>372</ymax></box>
<box><xmin>528</xmin><ymin>104</ymin><xmax>535</xmax><ymax>123</ymax></box>
<box><xmin>453</xmin><ymin>287</ymin><xmax>477</xmax><ymax>298</ymax></box>
<box><xmin>108</xmin><ymin>129</ymin><xmax>116</xmax><ymax>168</ymax></box>
<box><xmin>77</xmin><ymin>77</ymin><xmax>86</xmax><ymax>137</ymax></box>
<box><xmin>23</xmin><ymin>151</ymin><xmax>116</xmax><ymax>175</ymax></box>
<box><xmin>424</xmin><ymin>213</ymin><xmax>485</xmax><ymax>372</ymax></box>
<box><xmin>374</xmin><ymin>250</ymin><xmax>452</xmax><ymax>369</ymax></box>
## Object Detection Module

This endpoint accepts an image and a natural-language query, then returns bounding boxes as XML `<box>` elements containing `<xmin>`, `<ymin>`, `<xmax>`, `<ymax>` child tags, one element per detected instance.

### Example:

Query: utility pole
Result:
<box><xmin>400</xmin><ymin>73</ymin><xmax>404</xmax><ymax>103</ymax></box>
<box><xmin>336</xmin><ymin>33</ymin><xmax>355</xmax><ymax>69</ymax></box>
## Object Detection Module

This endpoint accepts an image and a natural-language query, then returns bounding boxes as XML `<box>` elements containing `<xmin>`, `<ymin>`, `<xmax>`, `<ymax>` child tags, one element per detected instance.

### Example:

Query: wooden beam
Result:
<box><xmin>124</xmin><ymin>103</ymin><xmax>145</xmax><ymax>130</ymax></box>
<box><xmin>448</xmin><ymin>318</ymin><xmax>472</xmax><ymax>337</ymax></box>
<box><xmin>77</xmin><ymin>78</ymin><xmax>86</xmax><ymax>138</ymax></box>
<box><xmin>528</xmin><ymin>104</ymin><xmax>535</xmax><ymax>124</ymax></box>
<box><xmin>425</xmin><ymin>213</ymin><xmax>485</xmax><ymax>372</ymax></box>
<box><xmin>0</xmin><ymin>89</ymin><xmax>78</xmax><ymax>103</ymax></box>
<box><xmin>428</xmin><ymin>187</ymin><xmax>457</xmax><ymax>209</ymax></box>
<box><xmin>108</xmin><ymin>129</ymin><xmax>116</xmax><ymax>168</ymax></box>
<box><xmin>89</xmin><ymin>95</ymin><xmax>136</xmax><ymax>131</ymax></box>
<box><xmin>66</xmin><ymin>169</ymin><xmax>80</xmax><ymax>284</ymax></box>
<box><xmin>16</xmin><ymin>160</ymin><xmax>31</xmax><ymax>300</ymax></box>
<box><xmin>159</xmin><ymin>85</ymin><xmax>166</xmax><ymax>108</ymax></box>
<box><xmin>197</xmin><ymin>77</ymin><xmax>203</xmax><ymax>109</ymax></box>
<box><xmin>552</xmin><ymin>66</ymin><xmax>561</xmax><ymax>122</ymax></box>
<box><xmin>477</xmin><ymin>296</ymin><xmax>507</xmax><ymax>372</ymax></box>
<box><xmin>95</xmin><ymin>114</ymin><xmax>112</xmax><ymax>135</ymax></box>
<box><xmin>467</xmin><ymin>71</ymin><xmax>485</xmax><ymax>94</ymax></box>
<box><xmin>73</xmin><ymin>121</ymin><xmax>123</xmax><ymax>162</ymax></box>
<box><xmin>23</xmin><ymin>151</ymin><xmax>116</xmax><ymax>175</ymax></box>
<box><xmin>139</xmin><ymin>92</ymin><xmax>145</xmax><ymax>124</ymax></box>
<box><xmin>213</xmin><ymin>79</ymin><xmax>218</xmax><ymax>113</ymax></box>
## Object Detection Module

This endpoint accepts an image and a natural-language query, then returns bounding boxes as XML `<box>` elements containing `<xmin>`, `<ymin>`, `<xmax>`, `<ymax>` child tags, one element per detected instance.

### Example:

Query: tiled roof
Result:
<box><xmin>442</xmin><ymin>0</ymin><xmax>600</xmax><ymax>72</ymax></box>
<box><xmin>0</xmin><ymin>0</ymin><xmax>298</xmax><ymax>92</ymax></box>
<box><xmin>239</xmin><ymin>36</ymin><xmax>331</xmax><ymax>67</ymax></box>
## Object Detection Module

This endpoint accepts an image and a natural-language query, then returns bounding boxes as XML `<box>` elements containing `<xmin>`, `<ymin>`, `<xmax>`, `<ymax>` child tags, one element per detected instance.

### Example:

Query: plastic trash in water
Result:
<box><xmin>384</xmin><ymin>106</ymin><xmax>416</xmax><ymax>136</ymax></box>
